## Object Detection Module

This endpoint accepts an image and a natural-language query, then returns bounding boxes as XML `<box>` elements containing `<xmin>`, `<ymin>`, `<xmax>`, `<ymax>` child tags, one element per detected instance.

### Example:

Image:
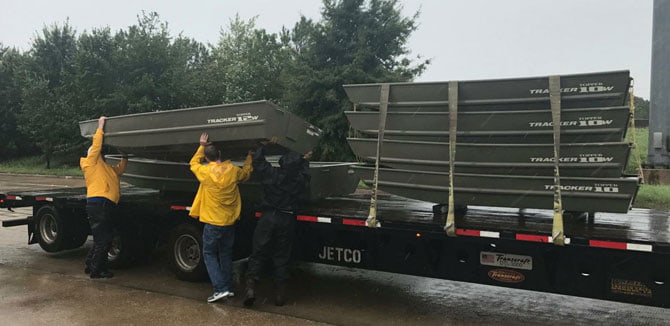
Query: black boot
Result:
<box><xmin>243</xmin><ymin>278</ymin><xmax>256</xmax><ymax>307</ymax></box>
<box><xmin>275</xmin><ymin>281</ymin><xmax>286</xmax><ymax>306</ymax></box>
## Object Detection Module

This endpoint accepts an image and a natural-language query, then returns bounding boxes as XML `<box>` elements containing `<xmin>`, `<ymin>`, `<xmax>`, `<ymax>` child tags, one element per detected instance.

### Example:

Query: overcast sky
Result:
<box><xmin>0</xmin><ymin>0</ymin><xmax>654</xmax><ymax>98</ymax></box>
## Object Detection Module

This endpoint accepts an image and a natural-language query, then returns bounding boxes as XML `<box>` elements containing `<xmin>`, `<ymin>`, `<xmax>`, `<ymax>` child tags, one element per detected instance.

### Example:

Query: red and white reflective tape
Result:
<box><xmin>456</xmin><ymin>228</ymin><xmax>500</xmax><ymax>238</ymax></box>
<box><xmin>296</xmin><ymin>215</ymin><xmax>333</xmax><ymax>224</ymax></box>
<box><xmin>259</xmin><ymin>213</ymin><xmax>366</xmax><ymax>227</ymax></box>
<box><xmin>342</xmin><ymin>218</ymin><xmax>366</xmax><ymax>226</ymax></box>
<box><xmin>249</xmin><ymin>213</ymin><xmax>656</xmax><ymax>252</ymax></box>
<box><xmin>170</xmin><ymin>205</ymin><xmax>191</xmax><ymax>211</ymax></box>
<box><xmin>515</xmin><ymin>233</ymin><xmax>571</xmax><ymax>245</ymax></box>
<box><xmin>589</xmin><ymin>240</ymin><xmax>652</xmax><ymax>252</ymax></box>
<box><xmin>35</xmin><ymin>196</ymin><xmax>53</xmax><ymax>202</ymax></box>
<box><xmin>5</xmin><ymin>195</ymin><xmax>22</xmax><ymax>201</ymax></box>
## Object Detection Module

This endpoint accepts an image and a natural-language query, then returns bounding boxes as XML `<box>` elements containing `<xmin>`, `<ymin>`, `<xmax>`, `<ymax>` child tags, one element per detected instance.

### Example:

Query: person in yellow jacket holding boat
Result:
<box><xmin>80</xmin><ymin>116</ymin><xmax>128</xmax><ymax>279</ymax></box>
<box><xmin>189</xmin><ymin>132</ymin><xmax>253</xmax><ymax>303</ymax></box>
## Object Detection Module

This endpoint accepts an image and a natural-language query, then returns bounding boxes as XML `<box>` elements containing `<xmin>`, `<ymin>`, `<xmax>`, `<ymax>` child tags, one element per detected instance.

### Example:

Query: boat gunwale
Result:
<box><xmin>352</xmin><ymin>92</ymin><xmax>624</xmax><ymax>107</ymax></box>
<box><xmin>106</xmin><ymin>155</ymin><xmax>361</xmax><ymax>169</ymax></box>
<box><xmin>342</xmin><ymin>69</ymin><xmax>631</xmax><ymax>88</ymax></box>
<box><xmin>355</xmin><ymin>128</ymin><xmax>625</xmax><ymax>137</ymax></box>
<box><xmin>344</xmin><ymin>106</ymin><xmax>630</xmax><ymax>115</ymax></box>
<box><xmin>357</xmin><ymin>156</ymin><xmax>623</xmax><ymax>169</ymax></box>
<box><xmin>79</xmin><ymin>100</ymin><xmax>282</xmax><ymax>125</ymax></box>
<box><xmin>347</xmin><ymin>137</ymin><xmax>631</xmax><ymax>148</ymax></box>
<box><xmin>363</xmin><ymin>179</ymin><xmax>634</xmax><ymax>200</ymax></box>
<box><xmin>352</xmin><ymin>165</ymin><xmax>641</xmax><ymax>183</ymax></box>
<box><xmin>96</xmin><ymin>119</ymin><xmax>267</xmax><ymax>138</ymax></box>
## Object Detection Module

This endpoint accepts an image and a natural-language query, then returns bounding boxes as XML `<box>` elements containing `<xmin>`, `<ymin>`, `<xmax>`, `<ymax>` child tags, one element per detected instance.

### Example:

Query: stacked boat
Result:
<box><xmin>345</xmin><ymin>70</ymin><xmax>641</xmax><ymax>213</ymax></box>
<box><xmin>80</xmin><ymin>101</ymin><xmax>322</xmax><ymax>162</ymax></box>
<box><xmin>80</xmin><ymin>101</ymin><xmax>360</xmax><ymax>201</ymax></box>
<box><xmin>104</xmin><ymin>155</ymin><xmax>360</xmax><ymax>201</ymax></box>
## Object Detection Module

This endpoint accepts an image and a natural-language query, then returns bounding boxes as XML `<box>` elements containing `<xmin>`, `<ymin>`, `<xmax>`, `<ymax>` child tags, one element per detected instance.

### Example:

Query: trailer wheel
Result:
<box><xmin>65</xmin><ymin>232</ymin><xmax>89</xmax><ymax>250</ymax></box>
<box><xmin>169</xmin><ymin>223</ymin><xmax>207</xmax><ymax>282</ymax></box>
<box><xmin>107</xmin><ymin>230</ymin><xmax>138</xmax><ymax>269</ymax></box>
<box><xmin>35</xmin><ymin>206</ymin><xmax>67</xmax><ymax>252</ymax></box>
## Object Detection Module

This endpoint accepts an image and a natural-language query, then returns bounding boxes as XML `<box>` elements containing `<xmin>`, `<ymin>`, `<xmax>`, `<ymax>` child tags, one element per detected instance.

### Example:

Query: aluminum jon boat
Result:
<box><xmin>343</xmin><ymin>70</ymin><xmax>630</xmax><ymax>112</ymax></box>
<box><xmin>105</xmin><ymin>155</ymin><xmax>360</xmax><ymax>201</ymax></box>
<box><xmin>352</xmin><ymin>165</ymin><xmax>639</xmax><ymax>213</ymax></box>
<box><xmin>345</xmin><ymin>106</ymin><xmax>630</xmax><ymax>143</ymax></box>
<box><xmin>80</xmin><ymin>101</ymin><xmax>322</xmax><ymax>162</ymax></box>
<box><xmin>347</xmin><ymin>138</ymin><xmax>631</xmax><ymax>177</ymax></box>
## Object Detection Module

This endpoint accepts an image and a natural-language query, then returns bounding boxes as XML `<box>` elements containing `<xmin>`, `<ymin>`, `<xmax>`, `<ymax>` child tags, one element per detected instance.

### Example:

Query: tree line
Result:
<box><xmin>0</xmin><ymin>0</ymin><xmax>428</xmax><ymax>168</ymax></box>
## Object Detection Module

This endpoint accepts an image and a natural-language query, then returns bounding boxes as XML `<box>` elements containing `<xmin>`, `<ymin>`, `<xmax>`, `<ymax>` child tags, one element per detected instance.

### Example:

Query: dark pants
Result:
<box><xmin>85</xmin><ymin>202</ymin><xmax>116</xmax><ymax>274</ymax></box>
<box><xmin>247</xmin><ymin>210</ymin><xmax>295</xmax><ymax>282</ymax></box>
<box><xmin>202</xmin><ymin>223</ymin><xmax>235</xmax><ymax>293</ymax></box>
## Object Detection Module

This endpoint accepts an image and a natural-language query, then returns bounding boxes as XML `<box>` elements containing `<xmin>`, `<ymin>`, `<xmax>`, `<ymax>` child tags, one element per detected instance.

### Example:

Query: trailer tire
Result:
<box><xmin>35</xmin><ymin>206</ymin><xmax>68</xmax><ymax>252</ymax></box>
<box><xmin>65</xmin><ymin>232</ymin><xmax>89</xmax><ymax>250</ymax></box>
<box><xmin>169</xmin><ymin>223</ymin><xmax>207</xmax><ymax>282</ymax></box>
<box><xmin>107</xmin><ymin>230</ymin><xmax>138</xmax><ymax>269</ymax></box>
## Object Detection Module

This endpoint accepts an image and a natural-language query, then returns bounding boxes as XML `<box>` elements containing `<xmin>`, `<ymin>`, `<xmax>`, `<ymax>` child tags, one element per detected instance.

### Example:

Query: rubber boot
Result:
<box><xmin>243</xmin><ymin>278</ymin><xmax>256</xmax><ymax>307</ymax></box>
<box><xmin>274</xmin><ymin>281</ymin><xmax>286</xmax><ymax>306</ymax></box>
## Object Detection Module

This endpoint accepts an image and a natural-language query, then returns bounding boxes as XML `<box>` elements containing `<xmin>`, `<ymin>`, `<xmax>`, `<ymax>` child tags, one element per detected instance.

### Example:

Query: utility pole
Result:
<box><xmin>648</xmin><ymin>0</ymin><xmax>670</xmax><ymax>168</ymax></box>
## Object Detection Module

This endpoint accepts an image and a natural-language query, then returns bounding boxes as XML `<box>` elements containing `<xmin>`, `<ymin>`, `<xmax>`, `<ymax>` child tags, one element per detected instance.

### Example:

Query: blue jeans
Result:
<box><xmin>202</xmin><ymin>223</ymin><xmax>235</xmax><ymax>293</ymax></box>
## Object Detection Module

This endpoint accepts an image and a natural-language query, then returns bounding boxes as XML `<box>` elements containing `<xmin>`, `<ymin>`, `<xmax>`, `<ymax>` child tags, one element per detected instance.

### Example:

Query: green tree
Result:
<box><xmin>110</xmin><ymin>12</ymin><xmax>210</xmax><ymax>113</ymax></box>
<box><xmin>282</xmin><ymin>0</ymin><xmax>429</xmax><ymax>160</ymax></box>
<box><xmin>205</xmin><ymin>16</ymin><xmax>289</xmax><ymax>104</ymax></box>
<box><xmin>633</xmin><ymin>96</ymin><xmax>649</xmax><ymax>120</ymax></box>
<box><xmin>0</xmin><ymin>45</ymin><xmax>32</xmax><ymax>160</ymax></box>
<box><xmin>18</xmin><ymin>23</ymin><xmax>79</xmax><ymax>168</ymax></box>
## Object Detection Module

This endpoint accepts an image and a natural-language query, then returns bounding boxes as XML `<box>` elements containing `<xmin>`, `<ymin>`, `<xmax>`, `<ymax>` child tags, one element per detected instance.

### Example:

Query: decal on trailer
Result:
<box><xmin>529</xmin><ymin>82</ymin><xmax>615</xmax><ymax>95</ymax></box>
<box><xmin>480</xmin><ymin>251</ymin><xmax>533</xmax><ymax>270</ymax></box>
<box><xmin>610</xmin><ymin>278</ymin><xmax>653</xmax><ymax>298</ymax></box>
<box><xmin>487</xmin><ymin>269</ymin><xmax>526</xmax><ymax>283</ymax></box>
<box><xmin>530</xmin><ymin>155</ymin><xmax>615</xmax><ymax>163</ymax></box>
<box><xmin>528</xmin><ymin>119</ymin><xmax>613</xmax><ymax>128</ymax></box>
<box><xmin>318</xmin><ymin>246</ymin><xmax>362</xmax><ymax>264</ymax></box>
<box><xmin>207</xmin><ymin>112</ymin><xmax>259</xmax><ymax>124</ymax></box>
<box><xmin>543</xmin><ymin>184</ymin><xmax>619</xmax><ymax>193</ymax></box>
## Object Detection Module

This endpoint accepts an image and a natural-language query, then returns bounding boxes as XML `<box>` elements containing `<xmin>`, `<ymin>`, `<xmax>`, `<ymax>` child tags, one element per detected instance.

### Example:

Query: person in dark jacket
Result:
<box><xmin>244</xmin><ymin>137</ymin><xmax>311</xmax><ymax>307</ymax></box>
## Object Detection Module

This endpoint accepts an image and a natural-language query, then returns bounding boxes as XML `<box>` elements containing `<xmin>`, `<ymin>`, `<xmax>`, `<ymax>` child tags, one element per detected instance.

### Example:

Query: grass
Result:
<box><xmin>634</xmin><ymin>185</ymin><xmax>670</xmax><ymax>210</ymax></box>
<box><xmin>0</xmin><ymin>156</ymin><xmax>82</xmax><ymax>176</ymax></box>
<box><xmin>624</xmin><ymin>127</ymin><xmax>648</xmax><ymax>175</ymax></box>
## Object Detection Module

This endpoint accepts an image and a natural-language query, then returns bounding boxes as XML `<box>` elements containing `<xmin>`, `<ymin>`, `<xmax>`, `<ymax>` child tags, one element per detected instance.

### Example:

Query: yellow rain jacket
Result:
<box><xmin>79</xmin><ymin>129</ymin><xmax>127</xmax><ymax>203</ymax></box>
<box><xmin>188</xmin><ymin>146</ymin><xmax>253</xmax><ymax>226</ymax></box>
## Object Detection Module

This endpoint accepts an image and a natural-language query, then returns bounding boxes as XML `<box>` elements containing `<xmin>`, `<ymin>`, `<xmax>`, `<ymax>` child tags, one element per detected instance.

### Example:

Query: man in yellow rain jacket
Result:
<box><xmin>80</xmin><ymin>116</ymin><xmax>127</xmax><ymax>279</ymax></box>
<box><xmin>189</xmin><ymin>132</ymin><xmax>253</xmax><ymax>303</ymax></box>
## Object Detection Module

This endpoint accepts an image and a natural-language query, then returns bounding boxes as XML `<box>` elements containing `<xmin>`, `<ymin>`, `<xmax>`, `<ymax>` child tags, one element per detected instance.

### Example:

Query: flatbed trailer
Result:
<box><xmin>2</xmin><ymin>186</ymin><xmax>669</xmax><ymax>307</ymax></box>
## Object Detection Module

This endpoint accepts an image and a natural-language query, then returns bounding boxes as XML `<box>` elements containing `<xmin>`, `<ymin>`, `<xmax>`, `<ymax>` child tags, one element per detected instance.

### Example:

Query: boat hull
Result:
<box><xmin>352</xmin><ymin>166</ymin><xmax>639</xmax><ymax>213</ymax></box>
<box><xmin>347</xmin><ymin>138</ymin><xmax>631</xmax><ymax>177</ymax></box>
<box><xmin>344</xmin><ymin>70</ymin><xmax>630</xmax><ymax>111</ymax></box>
<box><xmin>80</xmin><ymin>101</ymin><xmax>322</xmax><ymax>161</ymax></box>
<box><xmin>105</xmin><ymin>155</ymin><xmax>360</xmax><ymax>201</ymax></box>
<box><xmin>345</xmin><ymin>106</ymin><xmax>630</xmax><ymax>143</ymax></box>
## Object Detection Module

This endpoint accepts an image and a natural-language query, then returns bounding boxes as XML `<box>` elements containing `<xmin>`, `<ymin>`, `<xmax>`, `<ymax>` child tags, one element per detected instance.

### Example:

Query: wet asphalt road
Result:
<box><xmin>1</xmin><ymin>173</ymin><xmax>669</xmax><ymax>325</ymax></box>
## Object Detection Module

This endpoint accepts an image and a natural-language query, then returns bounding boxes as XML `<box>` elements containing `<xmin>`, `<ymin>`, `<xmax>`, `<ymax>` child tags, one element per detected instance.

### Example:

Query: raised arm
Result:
<box><xmin>82</xmin><ymin>117</ymin><xmax>106</xmax><ymax>167</ymax></box>
<box><xmin>237</xmin><ymin>152</ymin><xmax>254</xmax><ymax>182</ymax></box>
<box><xmin>189</xmin><ymin>133</ymin><xmax>209</xmax><ymax>182</ymax></box>
<box><xmin>112</xmin><ymin>156</ymin><xmax>128</xmax><ymax>175</ymax></box>
<box><xmin>297</xmin><ymin>152</ymin><xmax>312</xmax><ymax>193</ymax></box>
<box><xmin>252</xmin><ymin>144</ymin><xmax>273</xmax><ymax>178</ymax></box>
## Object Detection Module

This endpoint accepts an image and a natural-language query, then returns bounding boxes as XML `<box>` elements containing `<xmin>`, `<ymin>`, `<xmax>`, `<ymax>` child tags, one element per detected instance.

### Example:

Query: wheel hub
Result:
<box><xmin>174</xmin><ymin>234</ymin><xmax>200</xmax><ymax>271</ymax></box>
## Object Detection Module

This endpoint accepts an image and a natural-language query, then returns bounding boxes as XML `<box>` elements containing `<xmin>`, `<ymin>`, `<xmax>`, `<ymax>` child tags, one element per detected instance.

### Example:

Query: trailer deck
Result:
<box><xmin>3</xmin><ymin>186</ymin><xmax>670</xmax><ymax>248</ymax></box>
<box><xmin>299</xmin><ymin>190</ymin><xmax>670</xmax><ymax>249</ymax></box>
<box><xmin>2</xmin><ymin>185</ymin><xmax>669</xmax><ymax>307</ymax></box>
